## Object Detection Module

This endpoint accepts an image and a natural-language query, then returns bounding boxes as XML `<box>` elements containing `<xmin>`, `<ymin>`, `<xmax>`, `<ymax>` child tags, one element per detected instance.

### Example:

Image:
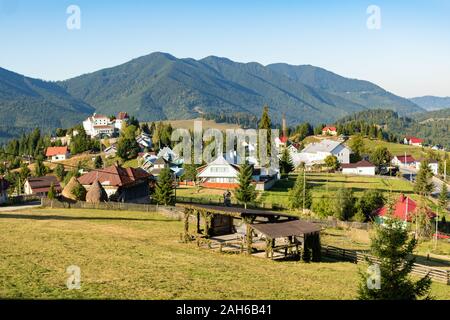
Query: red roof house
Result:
<box><xmin>374</xmin><ymin>194</ymin><xmax>436</xmax><ymax>222</ymax></box>
<box><xmin>78</xmin><ymin>164</ymin><xmax>153</xmax><ymax>203</ymax></box>
<box><xmin>322</xmin><ymin>126</ymin><xmax>337</xmax><ymax>136</ymax></box>
<box><xmin>404</xmin><ymin>136</ymin><xmax>424</xmax><ymax>146</ymax></box>
<box><xmin>46</xmin><ymin>146</ymin><xmax>70</xmax><ymax>161</ymax></box>
<box><xmin>392</xmin><ymin>155</ymin><xmax>415</xmax><ymax>166</ymax></box>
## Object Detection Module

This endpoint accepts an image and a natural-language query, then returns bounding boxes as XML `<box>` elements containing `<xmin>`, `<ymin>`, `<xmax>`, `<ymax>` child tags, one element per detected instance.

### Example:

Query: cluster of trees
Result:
<box><xmin>149</xmin><ymin>122</ymin><xmax>173</xmax><ymax>151</ymax></box>
<box><xmin>116</xmin><ymin>124</ymin><xmax>141</xmax><ymax>161</ymax></box>
<box><xmin>0</xmin><ymin>128</ymin><xmax>51</xmax><ymax>168</ymax></box>
<box><xmin>312</xmin><ymin>189</ymin><xmax>385</xmax><ymax>222</ymax></box>
<box><xmin>69</xmin><ymin>126</ymin><xmax>100</xmax><ymax>155</ymax></box>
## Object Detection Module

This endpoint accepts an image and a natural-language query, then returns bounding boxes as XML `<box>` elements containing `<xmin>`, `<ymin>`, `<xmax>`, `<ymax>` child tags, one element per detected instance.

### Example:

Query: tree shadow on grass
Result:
<box><xmin>0</xmin><ymin>213</ymin><xmax>179</xmax><ymax>223</ymax></box>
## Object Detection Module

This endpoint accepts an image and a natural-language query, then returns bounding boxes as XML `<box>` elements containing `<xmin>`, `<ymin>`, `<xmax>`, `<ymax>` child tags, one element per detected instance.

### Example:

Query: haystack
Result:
<box><xmin>86</xmin><ymin>180</ymin><xmax>108</xmax><ymax>203</ymax></box>
<box><xmin>62</xmin><ymin>176</ymin><xmax>84</xmax><ymax>201</ymax></box>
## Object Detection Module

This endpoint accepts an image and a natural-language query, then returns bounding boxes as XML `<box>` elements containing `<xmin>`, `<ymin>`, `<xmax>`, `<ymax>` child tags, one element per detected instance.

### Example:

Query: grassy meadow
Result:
<box><xmin>0</xmin><ymin>207</ymin><xmax>449</xmax><ymax>300</ymax></box>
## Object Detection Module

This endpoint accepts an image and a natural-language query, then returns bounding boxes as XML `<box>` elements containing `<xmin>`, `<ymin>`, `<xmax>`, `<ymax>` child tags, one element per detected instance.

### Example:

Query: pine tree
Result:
<box><xmin>414</xmin><ymin>160</ymin><xmax>434</xmax><ymax>196</ymax></box>
<box><xmin>358</xmin><ymin>217</ymin><xmax>432</xmax><ymax>300</ymax></box>
<box><xmin>153</xmin><ymin>167</ymin><xmax>175</xmax><ymax>205</ymax></box>
<box><xmin>47</xmin><ymin>183</ymin><xmax>56</xmax><ymax>200</ymax></box>
<box><xmin>258</xmin><ymin>105</ymin><xmax>272</xmax><ymax>161</ymax></box>
<box><xmin>234</xmin><ymin>163</ymin><xmax>257</xmax><ymax>209</ymax></box>
<box><xmin>55</xmin><ymin>164</ymin><xmax>66</xmax><ymax>181</ymax></box>
<box><xmin>94</xmin><ymin>155</ymin><xmax>103</xmax><ymax>169</ymax></box>
<box><xmin>438</xmin><ymin>183</ymin><xmax>448</xmax><ymax>210</ymax></box>
<box><xmin>288</xmin><ymin>170</ymin><xmax>312</xmax><ymax>211</ymax></box>
<box><xmin>279</xmin><ymin>148</ymin><xmax>294</xmax><ymax>178</ymax></box>
<box><xmin>33</xmin><ymin>159</ymin><xmax>48</xmax><ymax>177</ymax></box>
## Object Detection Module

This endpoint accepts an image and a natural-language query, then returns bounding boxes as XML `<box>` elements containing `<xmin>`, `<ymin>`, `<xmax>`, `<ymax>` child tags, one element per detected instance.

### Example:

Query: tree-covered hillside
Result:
<box><xmin>0</xmin><ymin>68</ymin><xmax>94</xmax><ymax>143</ymax></box>
<box><xmin>336</xmin><ymin>109</ymin><xmax>450</xmax><ymax>149</ymax></box>
<box><xmin>60</xmin><ymin>52</ymin><xmax>423</xmax><ymax>126</ymax></box>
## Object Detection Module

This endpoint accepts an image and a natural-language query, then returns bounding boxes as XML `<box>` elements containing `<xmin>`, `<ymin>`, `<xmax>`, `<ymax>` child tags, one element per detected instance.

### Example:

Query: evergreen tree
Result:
<box><xmin>47</xmin><ymin>183</ymin><xmax>56</xmax><ymax>200</ymax></box>
<box><xmin>234</xmin><ymin>163</ymin><xmax>257</xmax><ymax>209</ymax></box>
<box><xmin>33</xmin><ymin>159</ymin><xmax>48</xmax><ymax>177</ymax></box>
<box><xmin>55</xmin><ymin>164</ymin><xmax>66</xmax><ymax>181</ymax></box>
<box><xmin>258</xmin><ymin>105</ymin><xmax>272</xmax><ymax>160</ymax></box>
<box><xmin>153</xmin><ymin>167</ymin><xmax>175</xmax><ymax>205</ymax></box>
<box><xmin>279</xmin><ymin>148</ymin><xmax>294</xmax><ymax>178</ymax></box>
<box><xmin>72</xmin><ymin>184</ymin><xmax>87</xmax><ymax>201</ymax></box>
<box><xmin>94</xmin><ymin>155</ymin><xmax>103</xmax><ymax>169</ymax></box>
<box><xmin>288</xmin><ymin>170</ymin><xmax>312</xmax><ymax>211</ymax></box>
<box><xmin>117</xmin><ymin>125</ymin><xmax>140</xmax><ymax>161</ymax></box>
<box><xmin>358</xmin><ymin>217</ymin><xmax>432</xmax><ymax>300</ymax></box>
<box><xmin>414</xmin><ymin>160</ymin><xmax>434</xmax><ymax>196</ymax></box>
<box><xmin>438</xmin><ymin>183</ymin><xmax>448</xmax><ymax>210</ymax></box>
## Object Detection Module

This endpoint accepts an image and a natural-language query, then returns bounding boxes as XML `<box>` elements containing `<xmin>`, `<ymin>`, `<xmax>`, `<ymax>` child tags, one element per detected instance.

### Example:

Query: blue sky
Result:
<box><xmin>0</xmin><ymin>0</ymin><xmax>449</xmax><ymax>97</ymax></box>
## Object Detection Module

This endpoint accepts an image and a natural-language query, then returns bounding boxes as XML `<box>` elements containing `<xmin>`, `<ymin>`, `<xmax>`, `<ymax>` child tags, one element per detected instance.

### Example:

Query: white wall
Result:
<box><xmin>342</xmin><ymin>167</ymin><xmax>376</xmax><ymax>176</ymax></box>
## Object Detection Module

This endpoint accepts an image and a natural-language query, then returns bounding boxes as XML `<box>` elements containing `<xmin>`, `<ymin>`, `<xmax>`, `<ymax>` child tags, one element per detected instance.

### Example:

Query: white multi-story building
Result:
<box><xmin>83</xmin><ymin>112</ymin><xmax>129</xmax><ymax>137</ymax></box>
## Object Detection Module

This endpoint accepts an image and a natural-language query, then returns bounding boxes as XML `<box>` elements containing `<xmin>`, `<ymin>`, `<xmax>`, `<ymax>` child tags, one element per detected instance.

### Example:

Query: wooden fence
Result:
<box><xmin>322</xmin><ymin>245</ymin><xmax>450</xmax><ymax>285</ymax></box>
<box><xmin>40</xmin><ymin>198</ymin><xmax>183</xmax><ymax>220</ymax></box>
<box><xmin>7</xmin><ymin>194</ymin><xmax>41</xmax><ymax>205</ymax></box>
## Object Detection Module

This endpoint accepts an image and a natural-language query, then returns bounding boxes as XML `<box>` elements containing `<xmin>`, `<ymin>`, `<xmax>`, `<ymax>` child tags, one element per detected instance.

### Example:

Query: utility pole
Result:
<box><xmin>302</xmin><ymin>169</ymin><xmax>306</xmax><ymax>214</ymax></box>
<box><xmin>435</xmin><ymin>208</ymin><xmax>439</xmax><ymax>251</ymax></box>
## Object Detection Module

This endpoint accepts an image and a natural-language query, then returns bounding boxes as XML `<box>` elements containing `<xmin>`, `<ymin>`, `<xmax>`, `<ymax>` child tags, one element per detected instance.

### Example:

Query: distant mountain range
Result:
<box><xmin>409</xmin><ymin>96</ymin><xmax>450</xmax><ymax>111</ymax></box>
<box><xmin>1</xmin><ymin>52</ymin><xmax>426</xmax><ymax>141</ymax></box>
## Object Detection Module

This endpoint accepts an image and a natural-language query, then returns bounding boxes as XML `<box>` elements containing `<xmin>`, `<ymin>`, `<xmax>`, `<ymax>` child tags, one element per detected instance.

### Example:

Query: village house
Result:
<box><xmin>103</xmin><ymin>144</ymin><xmax>118</xmax><ymax>158</ymax></box>
<box><xmin>77</xmin><ymin>164</ymin><xmax>153</xmax><ymax>203</ymax></box>
<box><xmin>46</xmin><ymin>146</ymin><xmax>70</xmax><ymax>162</ymax></box>
<box><xmin>391</xmin><ymin>154</ymin><xmax>415</xmax><ymax>167</ymax></box>
<box><xmin>24</xmin><ymin>176</ymin><xmax>62</xmax><ymax>197</ymax></box>
<box><xmin>196</xmin><ymin>155</ymin><xmax>271</xmax><ymax>190</ymax></box>
<box><xmin>274</xmin><ymin>136</ymin><xmax>288</xmax><ymax>151</ymax></box>
<box><xmin>136</xmin><ymin>133</ymin><xmax>152</xmax><ymax>150</ymax></box>
<box><xmin>322</xmin><ymin>126</ymin><xmax>338</xmax><ymax>136</ymax></box>
<box><xmin>374</xmin><ymin>194</ymin><xmax>435</xmax><ymax>224</ymax></box>
<box><xmin>197</xmin><ymin>155</ymin><xmax>242</xmax><ymax>189</ymax></box>
<box><xmin>0</xmin><ymin>176</ymin><xmax>10</xmax><ymax>204</ymax></box>
<box><xmin>291</xmin><ymin>139</ymin><xmax>351</xmax><ymax>168</ymax></box>
<box><xmin>341</xmin><ymin>160</ymin><xmax>376</xmax><ymax>176</ymax></box>
<box><xmin>415</xmin><ymin>158</ymin><xmax>439</xmax><ymax>175</ymax></box>
<box><xmin>404</xmin><ymin>136</ymin><xmax>424</xmax><ymax>147</ymax></box>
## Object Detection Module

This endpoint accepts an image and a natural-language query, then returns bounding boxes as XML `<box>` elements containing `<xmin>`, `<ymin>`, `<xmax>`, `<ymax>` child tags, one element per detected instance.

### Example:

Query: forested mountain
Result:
<box><xmin>0</xmin><ymin>67</ymin><xmax>94</xmax><ymax>143</ymax></box>
<box><xmin>409</xmin><ymin>96</ymin><xmax>450</xmax><ymax>111</ymax></box>
<box><xmin>336</xmin><ymin>109</ymin><xmax>450</xmax><ymax>149</ymax></box>
<box><xmin>60</xmin><ymin>52</ymin><xmax>423</xmax><ymax>125</ymax></box>
<box><xmin>1</xmin><ymin>52</ymin><xmax>426</xmax><ymax>143</ymax></box>
<box><xmin>266</xmin><ymin>64</ymin><xmax>424</xmax><ymax>115</ymax></box>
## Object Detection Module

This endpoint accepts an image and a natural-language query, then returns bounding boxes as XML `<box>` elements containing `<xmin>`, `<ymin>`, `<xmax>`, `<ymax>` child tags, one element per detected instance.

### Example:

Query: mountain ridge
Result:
<box><xmin>1</xmin><ymin>52</ymin><xmax>425</xmax><ymax>142</ymax></box>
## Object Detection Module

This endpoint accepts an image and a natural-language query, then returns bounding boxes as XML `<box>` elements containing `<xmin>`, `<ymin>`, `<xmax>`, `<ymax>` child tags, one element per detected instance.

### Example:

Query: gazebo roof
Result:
<box><xmin>251</xmin><ymin>220</ymin><xmax>321</xmax><ymax>239</ymax></box>
<box><xmin>176</xmin><ymin>203</ymin><xmax>298</xmax><ymax>220</ymax></box>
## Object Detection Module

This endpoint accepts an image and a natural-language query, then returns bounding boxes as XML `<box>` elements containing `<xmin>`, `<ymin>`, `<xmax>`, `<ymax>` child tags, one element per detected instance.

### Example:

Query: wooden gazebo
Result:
<box><xmin>177</xmin><ymin>204</ymin><xmax>322</xmax><ymax>261</ymax></box>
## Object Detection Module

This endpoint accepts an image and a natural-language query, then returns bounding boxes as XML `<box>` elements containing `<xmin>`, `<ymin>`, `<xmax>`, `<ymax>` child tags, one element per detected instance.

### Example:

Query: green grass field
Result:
<box><xmin>356</xmin><ymin>137</ymin><xmax>450</xmax><ymax>159</ymax></box>
<box><xmin>1</xmin><ymin>208</ymin><xmax>448</xmax><ymax>299</ymax></box>
<box><xmin>261</xmin><ymin>173</ymin><xmax>414</xmax><ymax>205</ymax></box>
